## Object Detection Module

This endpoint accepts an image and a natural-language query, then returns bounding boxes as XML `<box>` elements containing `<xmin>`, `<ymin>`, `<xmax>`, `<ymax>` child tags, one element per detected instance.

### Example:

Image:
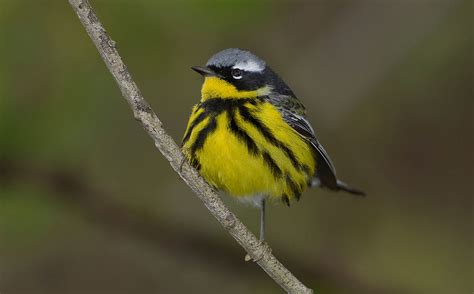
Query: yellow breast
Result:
<box><xmin>182</xmin><ymin>97</ymin><xmax>316</xmax><ymax>205</ymax></box>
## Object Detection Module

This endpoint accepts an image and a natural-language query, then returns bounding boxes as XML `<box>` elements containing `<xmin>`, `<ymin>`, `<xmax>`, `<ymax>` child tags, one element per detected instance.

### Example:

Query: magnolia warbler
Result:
<box><xmin>182</xmin><ymin>48</ymin><xmax>364</xmax><ymax>240</ymax></box>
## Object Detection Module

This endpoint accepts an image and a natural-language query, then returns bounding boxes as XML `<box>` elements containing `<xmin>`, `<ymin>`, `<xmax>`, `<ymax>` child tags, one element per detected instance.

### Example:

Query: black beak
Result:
<box><xmin>191</xmin><ymin>66</ymin><xmax>216</xmax><ymax>77</ymax></box>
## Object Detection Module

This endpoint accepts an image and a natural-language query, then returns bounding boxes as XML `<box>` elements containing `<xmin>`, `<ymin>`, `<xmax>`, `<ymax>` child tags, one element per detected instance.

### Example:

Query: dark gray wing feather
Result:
<box><xmin>283</xmin><ymin>111</ymin><xmax>338</xmax><ymax>189</ymax></box>
<box><xmin>284</xmin><ymin>112</ymin><xmax>336</xmax><ymax>173</ymax></box>
<box><xmin>265</xmin><ymin>94</ymin><xmax>365</xmax><ymax>195</ymax></box>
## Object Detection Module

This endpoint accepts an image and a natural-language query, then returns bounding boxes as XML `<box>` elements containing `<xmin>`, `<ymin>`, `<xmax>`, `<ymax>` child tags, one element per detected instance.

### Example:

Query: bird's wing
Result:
<box><xmin>284</xmin><ymin>111</ymin><xmax>340</xmax><ymax>188</ymax></box>
<box><xmin>264</xmin><ymin>94</ymin><xmax>338</xmax><ymax>188</ymax></box>
<box><xmin>284</xmin><ymin>112</ymin><xmax>336</xmax><ymax>173</ymax></box>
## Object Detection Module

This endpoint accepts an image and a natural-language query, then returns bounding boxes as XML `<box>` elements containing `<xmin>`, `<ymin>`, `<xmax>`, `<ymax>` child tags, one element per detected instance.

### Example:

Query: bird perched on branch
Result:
<box><xmin>182</xmin><ymin>48</ymin><xmax>364</xmax><ymax>241</ymax></box>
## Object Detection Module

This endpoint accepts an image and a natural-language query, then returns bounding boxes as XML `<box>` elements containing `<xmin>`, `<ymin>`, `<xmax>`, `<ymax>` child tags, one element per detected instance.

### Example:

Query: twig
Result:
<box><xmin>1</xmin><ymin>159</ymin><xmax>402</xmax><ymax>293</ymax></box>
<box><xmin>67</xmin><ymin>0</ymin><xmax>313</xmax><ymax>293</ymax></box>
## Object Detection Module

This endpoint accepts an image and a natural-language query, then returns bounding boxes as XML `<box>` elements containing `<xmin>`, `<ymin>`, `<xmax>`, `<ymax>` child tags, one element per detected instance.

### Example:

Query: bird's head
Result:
<box><xmin>192</xmin><ymin>48</ymin><xmax>294</xmax><ymax>101</ymax></box>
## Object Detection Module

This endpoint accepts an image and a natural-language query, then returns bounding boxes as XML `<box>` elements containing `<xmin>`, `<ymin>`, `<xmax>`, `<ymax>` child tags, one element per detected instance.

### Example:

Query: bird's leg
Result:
<box><xmin>245</xmin><ymin>197</ymin><xmax>271</xmax><ymax>262</ymax></box>
<box><xmin>259</xmin><ymin>197</ymin><xmax>266</xmax><ymax>241</ymax></box>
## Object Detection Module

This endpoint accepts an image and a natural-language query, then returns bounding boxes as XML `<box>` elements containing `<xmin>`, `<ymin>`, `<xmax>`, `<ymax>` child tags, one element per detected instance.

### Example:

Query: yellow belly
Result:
<box><xmin>182</xmin><ymin>100</ymin><xmax>315</xmax><ymax>204</ymax></box>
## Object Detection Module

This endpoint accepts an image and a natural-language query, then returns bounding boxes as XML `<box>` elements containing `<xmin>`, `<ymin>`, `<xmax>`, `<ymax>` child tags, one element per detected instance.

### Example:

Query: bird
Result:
<box><xmin>182</xmin><ymin>48</ymin><xmax>364</xmax><ymax>241</ymax></box>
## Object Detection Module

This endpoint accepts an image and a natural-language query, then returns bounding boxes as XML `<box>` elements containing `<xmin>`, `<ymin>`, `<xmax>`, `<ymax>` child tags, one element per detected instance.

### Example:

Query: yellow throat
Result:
<box><xmin>200</xmin><ymin>77</ymin><xmax>271</xmax><ymax>101</ymax></box>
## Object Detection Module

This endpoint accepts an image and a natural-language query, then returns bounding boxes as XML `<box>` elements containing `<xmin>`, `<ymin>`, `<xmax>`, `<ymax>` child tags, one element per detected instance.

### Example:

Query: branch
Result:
<box><xmin>0</xmin><ymin>159</ymin><xmax>402</xmax><ymax>294</ymax></box>
<box><xmin>67</xmin><ymin>0</ymin><xmax>313</xmax><ymax>293</ymax></box>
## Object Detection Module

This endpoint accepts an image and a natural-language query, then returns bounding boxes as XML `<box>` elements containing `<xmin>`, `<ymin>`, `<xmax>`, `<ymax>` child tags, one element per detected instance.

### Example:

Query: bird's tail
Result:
<box><xmin>310</xmin><ymin>178</ymin><xmax>366</xmax><ymax>196</ymax></box>
<box><xmin>335</xmin><ymin>180</ymin><xmax>365</xmax><ymax>196</ymax></box>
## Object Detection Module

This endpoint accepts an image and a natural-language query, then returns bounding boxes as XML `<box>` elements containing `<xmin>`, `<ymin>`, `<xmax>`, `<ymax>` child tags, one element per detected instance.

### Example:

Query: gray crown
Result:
<box><xmin>206</xmin><ymin>48</ymin><xmax>266</xmax><ymax>70</ymax></box>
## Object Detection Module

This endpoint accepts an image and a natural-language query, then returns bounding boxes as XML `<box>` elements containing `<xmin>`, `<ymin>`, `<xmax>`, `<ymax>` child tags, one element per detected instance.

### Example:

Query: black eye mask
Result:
<box><xmin>208</xmin><ymin>65</ymin><xmax>267</xmax><ymax>91</ymax></box>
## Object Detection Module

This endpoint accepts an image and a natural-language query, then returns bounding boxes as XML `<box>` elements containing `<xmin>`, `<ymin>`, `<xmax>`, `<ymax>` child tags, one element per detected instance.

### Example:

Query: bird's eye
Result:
<box><xmin>231</xmin><ymin>68</ymin><xmax>243</xmax><ymax>79</ymax></box>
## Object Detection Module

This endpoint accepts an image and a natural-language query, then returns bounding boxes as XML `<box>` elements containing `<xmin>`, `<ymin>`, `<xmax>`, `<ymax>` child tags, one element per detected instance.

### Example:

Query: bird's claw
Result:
<box><xmin>179</xmin><ymin>157</ymin><xmax>187</xmax><ymax>173</ymax></box>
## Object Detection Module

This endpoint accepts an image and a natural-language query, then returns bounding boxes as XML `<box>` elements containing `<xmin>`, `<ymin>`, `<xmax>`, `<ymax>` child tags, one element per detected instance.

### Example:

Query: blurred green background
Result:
<box><xmin>0</xmin><ymin>0</ymin><xmax>472</xmax><ymax>293</ymax></box>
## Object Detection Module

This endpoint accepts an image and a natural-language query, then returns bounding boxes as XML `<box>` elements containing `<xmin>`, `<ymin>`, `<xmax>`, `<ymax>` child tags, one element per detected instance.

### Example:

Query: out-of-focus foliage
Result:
<box><xmin>0</xmin><ymin>1</ymin><xmax>472</xmax><ymax>293</ymax></box>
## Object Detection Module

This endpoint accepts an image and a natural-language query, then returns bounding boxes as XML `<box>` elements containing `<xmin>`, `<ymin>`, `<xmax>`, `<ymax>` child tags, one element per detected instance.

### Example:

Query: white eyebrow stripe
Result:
<box><xmin>232</xmin><ymin>60</ymin><xmax>265</xmax><ymax>72</ymax></box>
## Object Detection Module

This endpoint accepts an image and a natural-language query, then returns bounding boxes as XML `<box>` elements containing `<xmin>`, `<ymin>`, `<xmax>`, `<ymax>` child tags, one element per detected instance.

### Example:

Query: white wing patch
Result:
<box><xmin>233</xmin><ymin>60</ymin><xmax>265</xmax><ymax>72</ymax></box>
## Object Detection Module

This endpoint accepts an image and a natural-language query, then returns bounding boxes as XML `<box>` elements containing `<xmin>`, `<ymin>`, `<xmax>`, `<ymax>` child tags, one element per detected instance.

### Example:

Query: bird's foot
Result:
<box><xmin>179</xmin><ymin>156</ymin><xmax>186</xmax><ymax>173</ymax></box>
<box><xmin>244</xmin><ymin>240</ymin><xmax>272</xmax><ymax>262</ymax></box>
